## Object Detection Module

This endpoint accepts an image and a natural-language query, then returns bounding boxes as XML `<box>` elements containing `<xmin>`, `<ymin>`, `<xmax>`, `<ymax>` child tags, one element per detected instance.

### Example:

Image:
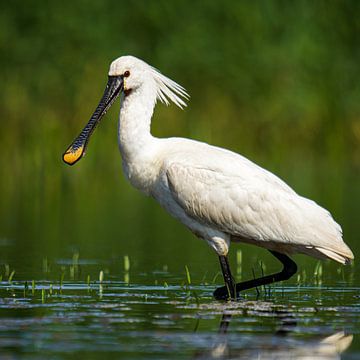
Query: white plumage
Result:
<box><xmin>108</xmin><ymin>55</ymin><xmax>353</xmax><ymax>265</ymax></box>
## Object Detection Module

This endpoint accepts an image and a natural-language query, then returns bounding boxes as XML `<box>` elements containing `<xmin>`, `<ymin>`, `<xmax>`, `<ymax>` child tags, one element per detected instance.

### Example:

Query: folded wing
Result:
<box><xmin>166</xmin><ymin>160</ymin><xmax>353</xmax><ymax>264</ymax></box>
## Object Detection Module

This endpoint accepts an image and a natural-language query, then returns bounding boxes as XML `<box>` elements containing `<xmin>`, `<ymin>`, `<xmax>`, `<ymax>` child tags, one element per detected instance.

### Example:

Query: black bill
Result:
<box><xmin>63</xmin><ymin>75</ymin><xmax>123</xmax><ymax>165</ymax></box>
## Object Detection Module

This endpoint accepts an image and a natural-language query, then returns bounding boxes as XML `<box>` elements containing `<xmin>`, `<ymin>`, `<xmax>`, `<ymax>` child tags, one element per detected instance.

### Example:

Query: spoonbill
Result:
<box><xmin>63</xmin><ymin>56</ymin><xmax>354</xmax><ymax>300</ymax></box>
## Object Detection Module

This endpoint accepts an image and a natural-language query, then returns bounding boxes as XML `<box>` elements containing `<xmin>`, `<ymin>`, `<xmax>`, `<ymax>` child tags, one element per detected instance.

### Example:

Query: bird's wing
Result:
<box><xmin>166</xmin><ymin>161</ymin><xmax>300</xmax><ymax>242</ymax></box>
<box><xmin>165</xmin><ymin>160</ymin><xmax>352</xmax><ymax>262</ymax></box>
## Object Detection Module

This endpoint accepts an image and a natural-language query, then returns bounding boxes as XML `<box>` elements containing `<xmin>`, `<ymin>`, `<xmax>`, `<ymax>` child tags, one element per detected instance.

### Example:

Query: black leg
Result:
<box><xmin>214</xmin><ymin>250</ymin><xmax>297</xmax><ymax>300</ymax></box>
<box><xmin>217</xmin><ymin>255</ymin><xmax>236</xmax><ymax>300</ymax></box>
<box><xmin>219</xmin><ymin>313</ymin><xmax>232</xmax><ymax>334</ymax></box>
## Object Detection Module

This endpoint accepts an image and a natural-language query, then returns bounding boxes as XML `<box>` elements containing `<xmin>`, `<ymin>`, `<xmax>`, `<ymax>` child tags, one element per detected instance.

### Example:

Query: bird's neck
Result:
<box><xmin>118</xmin><ymin>85</ymin><xmax>157</xmax><ymax>162</ymax></box>
<box><xmin>117</xmin><ymin>86</ymin><xmax>161</xmax><ymax>193</ymax></box>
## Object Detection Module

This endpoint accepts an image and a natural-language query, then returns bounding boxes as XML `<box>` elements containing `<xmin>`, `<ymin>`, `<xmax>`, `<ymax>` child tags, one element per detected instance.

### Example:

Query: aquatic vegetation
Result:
<box><xmin>0</xmin><ymin>263</ymin><xmax>357</xmax><ymax>358</ymax></box>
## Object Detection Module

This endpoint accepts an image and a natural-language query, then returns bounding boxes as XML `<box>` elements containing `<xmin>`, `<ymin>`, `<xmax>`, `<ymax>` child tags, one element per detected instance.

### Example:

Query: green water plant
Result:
<box><xmin>8</xmin><ymin>270</ymin><xmax>15</xmax><ymax>284</ymax></box>
<box><xmin>99</xmin><ymin>270</ymin><xmax>104</xmax><ymax>283</ymax></box>
<box><xmin>59</xmin><ymin>272</ymin><xmax>65</xmax><ymax>293</ymax></box>
<box><xmin>236</xmin><ymin>249</ymin><xmax>242</xmax><ymax>280</ymax></box>
<box><xmin>185</xmin><ymin>265</ymin><xmax>191</xmax><ymax>286</ymax></box>
<box><xmin>314</xmin><ymin>261</ymin><xmax>323</xmax><ymax>286</ymax></box>
<box><xmin>124</xmin><ymin>255</ymin><xmax>130</xmax><ymax>272</ymax></box>
<box><xmin>124</xmin><ymin>255</ymin><xmax>130</xmax><ymax>284</ymax></box>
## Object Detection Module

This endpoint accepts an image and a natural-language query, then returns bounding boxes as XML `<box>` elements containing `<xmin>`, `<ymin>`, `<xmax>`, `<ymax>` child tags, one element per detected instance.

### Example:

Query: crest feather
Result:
<box><xmin>150</xmin><ymin>67</ymin><xmax>189</xmax><ymax>109</ymax></box>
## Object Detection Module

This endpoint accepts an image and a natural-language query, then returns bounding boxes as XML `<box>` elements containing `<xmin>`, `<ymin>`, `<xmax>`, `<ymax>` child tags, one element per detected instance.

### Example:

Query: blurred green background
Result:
<box><xmin>0</xmin><ymin>1</ymin><xmax>359</xmax><ymax>280</ymax></box>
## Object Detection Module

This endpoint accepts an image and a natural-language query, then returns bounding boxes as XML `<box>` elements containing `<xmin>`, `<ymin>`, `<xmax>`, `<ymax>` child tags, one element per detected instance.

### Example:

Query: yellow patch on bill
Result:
<box><xmin>63</xmin><ymin>145</ymin><xmax>84</xmax><ymax>165</ymax></box>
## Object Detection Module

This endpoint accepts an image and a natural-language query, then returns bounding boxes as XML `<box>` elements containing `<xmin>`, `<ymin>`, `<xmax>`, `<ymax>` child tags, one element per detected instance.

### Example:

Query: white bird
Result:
<box><xmin>63</xmin><ymin>55</ymin><xmax>354</xmax><ymax>300</ymax></box>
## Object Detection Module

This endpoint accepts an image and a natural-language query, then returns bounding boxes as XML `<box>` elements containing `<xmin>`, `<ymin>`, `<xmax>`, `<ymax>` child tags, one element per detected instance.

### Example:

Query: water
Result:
<box><xmin>1</xmin><ymin>158</ymin><xmax>359</xmax><ymax>359</ymax></box>
<box><xmin>0</xmin><ymin>254</ymin><xmax>358</xmax><ymax>359</ymax></box>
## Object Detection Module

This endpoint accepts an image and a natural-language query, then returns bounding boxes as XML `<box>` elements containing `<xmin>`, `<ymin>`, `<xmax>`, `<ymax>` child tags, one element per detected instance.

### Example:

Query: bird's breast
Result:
<box><xmin>121</xmin><ymin>155</ymin><xmax>161</xmax><ymax>195</ymax></box>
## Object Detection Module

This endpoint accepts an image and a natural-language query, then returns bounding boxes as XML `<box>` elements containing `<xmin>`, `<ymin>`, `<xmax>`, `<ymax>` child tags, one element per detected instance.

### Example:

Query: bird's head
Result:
<box><xmin>108</xmin><ymin>56</ymin><xmax>148</xmax><ymax>96</ymax></box>
<box><xmin>62</xmin><ymin>55</ymin><xmax>189</xmax><ymax>165</ymax></box>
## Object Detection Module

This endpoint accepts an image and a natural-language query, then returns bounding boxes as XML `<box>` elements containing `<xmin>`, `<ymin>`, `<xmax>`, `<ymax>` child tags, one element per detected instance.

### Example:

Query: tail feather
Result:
<box><xmin>298</xmin><ymin>197</ymin><xmax>354</xmax><ymax>264</ymax></box>
<box><xmin>315</xmin><ymin>246</ymin><xmax>354</xmax><ymax>265</ymax></box>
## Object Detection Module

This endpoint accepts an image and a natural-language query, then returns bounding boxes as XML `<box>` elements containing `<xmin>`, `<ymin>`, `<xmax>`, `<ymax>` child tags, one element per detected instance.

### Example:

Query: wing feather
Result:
<box><xmin>165</xmin><ymin>160</ymin><xmax>353</xmax><ymax>263</ymax></box>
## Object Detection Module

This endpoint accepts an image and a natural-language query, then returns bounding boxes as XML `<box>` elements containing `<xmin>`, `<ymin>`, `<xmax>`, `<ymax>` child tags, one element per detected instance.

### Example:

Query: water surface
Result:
<box><xmin>0</xmin><ymin>254</ymin><xmax>358</xmax><ymax>359</ymax></box>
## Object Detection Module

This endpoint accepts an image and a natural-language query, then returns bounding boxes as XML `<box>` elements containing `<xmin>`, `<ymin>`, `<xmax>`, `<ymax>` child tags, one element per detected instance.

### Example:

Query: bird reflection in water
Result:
<box><xmin>194</xmin><ymin>307</ymin><xmax>353</xmax><ymax>359</ymax></box>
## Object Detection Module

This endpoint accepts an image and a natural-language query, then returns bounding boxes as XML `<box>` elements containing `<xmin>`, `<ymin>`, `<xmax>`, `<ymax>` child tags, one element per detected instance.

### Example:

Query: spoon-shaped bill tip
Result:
<box><xmin>63</xmin><ymin>145</ymin><xmax>85</xmax><ymax>165</ymax></box>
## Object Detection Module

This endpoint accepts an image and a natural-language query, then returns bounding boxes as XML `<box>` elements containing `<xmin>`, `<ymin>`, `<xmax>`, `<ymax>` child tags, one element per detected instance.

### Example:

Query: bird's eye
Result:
<box><xmin>124</xmin><ymin>70</ymin><xmax>130</xmax><ymax>78</ymax></box>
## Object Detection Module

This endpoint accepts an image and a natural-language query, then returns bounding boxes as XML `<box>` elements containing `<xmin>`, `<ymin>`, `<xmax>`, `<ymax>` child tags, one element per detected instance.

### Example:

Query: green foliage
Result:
<box><xmin>0</xmin><ymin>1</ymin><xmax>359</xmax><ymax>272</ymax></box>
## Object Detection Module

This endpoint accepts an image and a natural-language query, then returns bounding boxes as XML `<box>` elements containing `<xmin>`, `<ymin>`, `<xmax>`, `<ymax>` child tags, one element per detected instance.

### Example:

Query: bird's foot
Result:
<box><xmin>213</xmin><ymin>285</ymin><xmax>238</xmax><ymax>301</ymax></box>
